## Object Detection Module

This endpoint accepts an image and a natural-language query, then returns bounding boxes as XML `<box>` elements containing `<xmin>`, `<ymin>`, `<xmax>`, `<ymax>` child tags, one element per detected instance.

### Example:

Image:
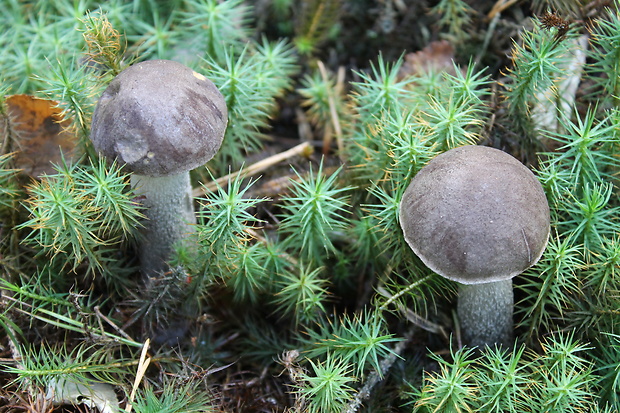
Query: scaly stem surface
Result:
<box><xmin>458</xmin><ymin>279</ymin><xmax>513</xmax><ymax>348</ymax></box>
<box><xmin>131</xmin><ymin>173</ymin><xmax>195</xmax><ymax>277</ymax></box>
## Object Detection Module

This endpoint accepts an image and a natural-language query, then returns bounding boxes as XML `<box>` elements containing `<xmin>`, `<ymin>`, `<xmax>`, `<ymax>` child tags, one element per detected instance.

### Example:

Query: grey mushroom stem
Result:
<box><xmin>457</xmin><ymin>279</ymin><xmax>514</xmax><ymax>349</ymax></box>
<box><xmin>131</xmin><ymin>172</ymin><xmax>196</xmax><ymax>276</ymax></box>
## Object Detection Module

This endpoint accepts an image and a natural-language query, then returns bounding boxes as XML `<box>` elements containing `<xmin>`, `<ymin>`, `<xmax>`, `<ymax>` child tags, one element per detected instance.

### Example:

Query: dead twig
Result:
<box><xmin>192</xmin><ymin>142</ymin><xmax>313</xmax><ymax>197</ymax></box>
<box><xmin>487</xmin><ymin>0</ymin><xmax>520</xmax><ymax>21</ymax></box>
<box><xmin>341</xmin><ymin>328</ymin><xmax>415</xmax><ymax>413</ymax></box>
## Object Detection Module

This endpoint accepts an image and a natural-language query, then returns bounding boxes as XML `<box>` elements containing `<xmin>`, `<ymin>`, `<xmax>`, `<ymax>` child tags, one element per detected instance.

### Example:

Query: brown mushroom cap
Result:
<box><xmin>90</xmin><ymin>59</ymin><xmax>227</xmax><ymax>176</ymax></box>
<box><xmin>399</xmin><ymin>145</ymin><xmax>550</xmax><ymax>284</ymax></box>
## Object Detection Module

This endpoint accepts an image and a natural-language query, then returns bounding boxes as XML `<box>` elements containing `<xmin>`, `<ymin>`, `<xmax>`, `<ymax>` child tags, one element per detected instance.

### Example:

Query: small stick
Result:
<box><xmin>342</xmin><ymin>328</ymin><xmax>414</xmax><ymax>413</ymax></box>
<box><xmin>125</xmin><ymin>338</ymin><xmax>151</xmax><ymax>413</ymax></box>
<box><xmin>487</xmin><ymin>0</ymin><xmax>519</xmax><ymax>20</ymax></box>
<box><xmin>475</xmin><ymin>10</ymin><xmax>501</xmax><ymax>67</ymax></box>
<box><xmin>376</xmin><ymin>285</ymin><xmax>446</xmax><ymax>336</ymax></box>
<box><xmin>94</xmin><ymin>305</ymin><xmax>136</xmax><ymax>342</ymax></box>
<box><xmin>247</xmin><ymin>228</ymin><xmax>299</xmax><ymax>266</ymax></box>
<box><xmin>317</xmin><ymin>61</ymin><xmax>345</xmax><ymax>158</ymax></box>
<box><xmin>192</xmin><ymin>142</ymin><xmax>313</xmax><ymax>197</ymax></box>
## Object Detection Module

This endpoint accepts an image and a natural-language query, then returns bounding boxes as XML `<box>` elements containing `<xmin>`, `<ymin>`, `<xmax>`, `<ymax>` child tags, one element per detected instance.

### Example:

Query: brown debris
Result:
<box><xmin>5</xmin><ymin>94</ymin><xmax>77</xmax><ymax>177</ymax></box>
<box><xmin>397</xmin><ymin>40</ymin><xmax>457</xmax><ymax>81</ymax></box>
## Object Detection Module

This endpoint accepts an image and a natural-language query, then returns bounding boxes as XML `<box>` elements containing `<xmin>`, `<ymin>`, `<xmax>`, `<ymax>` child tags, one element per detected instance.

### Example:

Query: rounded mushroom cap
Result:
<box><xmin>90</xmin><ymin>59</ymin><xmax>227</xmax><ymax>176</ymax></box>
<box><xmin>399</xmin><ymin>145</ymin><xmax>550</xmax><ymax>285</ymax></box>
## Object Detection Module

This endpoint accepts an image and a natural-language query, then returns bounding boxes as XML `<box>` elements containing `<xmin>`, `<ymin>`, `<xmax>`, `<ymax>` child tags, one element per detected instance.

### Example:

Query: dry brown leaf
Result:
<box><xmin>398</xmin><ymin>40</ymin><xmax>457</xmax><ymax>80</ymax></box>
<box><xmin>6</xmin><ymin>94</ymin><xmax>77</xmax><ymax>177</ymax></box>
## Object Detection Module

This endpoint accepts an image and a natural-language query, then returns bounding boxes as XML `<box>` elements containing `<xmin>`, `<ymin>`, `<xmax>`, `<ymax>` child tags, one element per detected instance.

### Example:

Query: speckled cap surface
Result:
<box><xmin>399</xmin><ymin>145</ymin><xmax>550</xmax><ymax>285</ymax></box>
<box><xmin>90</xmin><ymin>59</ymin><xmax>227</xmax><ymax>176</ymax></box>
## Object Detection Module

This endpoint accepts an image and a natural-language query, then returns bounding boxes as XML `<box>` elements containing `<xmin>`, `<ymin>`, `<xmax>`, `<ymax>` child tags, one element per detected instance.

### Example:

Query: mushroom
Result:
<box><xmin>90</xmin><ymin>59</ymin><xmax>228</xmax><ymax>277</ymax></box>
<box><xmin>399</xmin><ymin>145</ymin><xmax>550</xmax><ymax>348</ymax></box>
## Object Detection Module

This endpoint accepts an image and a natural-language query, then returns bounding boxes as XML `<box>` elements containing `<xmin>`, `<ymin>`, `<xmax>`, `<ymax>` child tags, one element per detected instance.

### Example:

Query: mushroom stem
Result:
<box><xmin>457</xmin><ymin>279</ymin><xmax>513</xmax><ymax>349</ymax></box>
<box><xmin>131</xmin><ymin>172</ymin><xmax>196</xmax><ymax>277</ymax></box>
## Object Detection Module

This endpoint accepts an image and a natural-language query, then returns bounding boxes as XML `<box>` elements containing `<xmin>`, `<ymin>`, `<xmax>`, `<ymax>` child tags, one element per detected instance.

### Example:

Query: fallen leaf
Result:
<box><xmin>46</xmin><ymin>377</ymin><xmax>119</xmax><ymax>413</ymax></box>
<box><xmin>398</xmin><ymin>40</ymin><xmax>457</xmax><ymax>80</ymax></box>
<box><xmin>6</xmin><ymin>94</ymin><xmax>77</xmax><ymax>177</ymax></box>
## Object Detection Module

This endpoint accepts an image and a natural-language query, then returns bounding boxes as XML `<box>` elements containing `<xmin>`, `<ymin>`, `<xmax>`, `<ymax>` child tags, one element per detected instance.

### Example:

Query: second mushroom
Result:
<box><xmin>399</xmin><ymin>145</ymin><xmax>550</xmax><ymax>348</ymax></box>
<box><xmin>90</xmin><ymin>59</ymin><xmax>228</xmax><ymax>278</ymax></box>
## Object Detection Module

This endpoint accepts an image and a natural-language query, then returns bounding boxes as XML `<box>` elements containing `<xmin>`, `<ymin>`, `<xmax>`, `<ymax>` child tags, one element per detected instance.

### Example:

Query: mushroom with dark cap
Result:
<box><xmin>399</xmin><ymin>145</ymin><xmax>550</xmax><ymax>348</ymax></box>
<box><xmin>90</xmin><ymin>59</ymin><xmax>228</xmax><ymax>277</ymax></box>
